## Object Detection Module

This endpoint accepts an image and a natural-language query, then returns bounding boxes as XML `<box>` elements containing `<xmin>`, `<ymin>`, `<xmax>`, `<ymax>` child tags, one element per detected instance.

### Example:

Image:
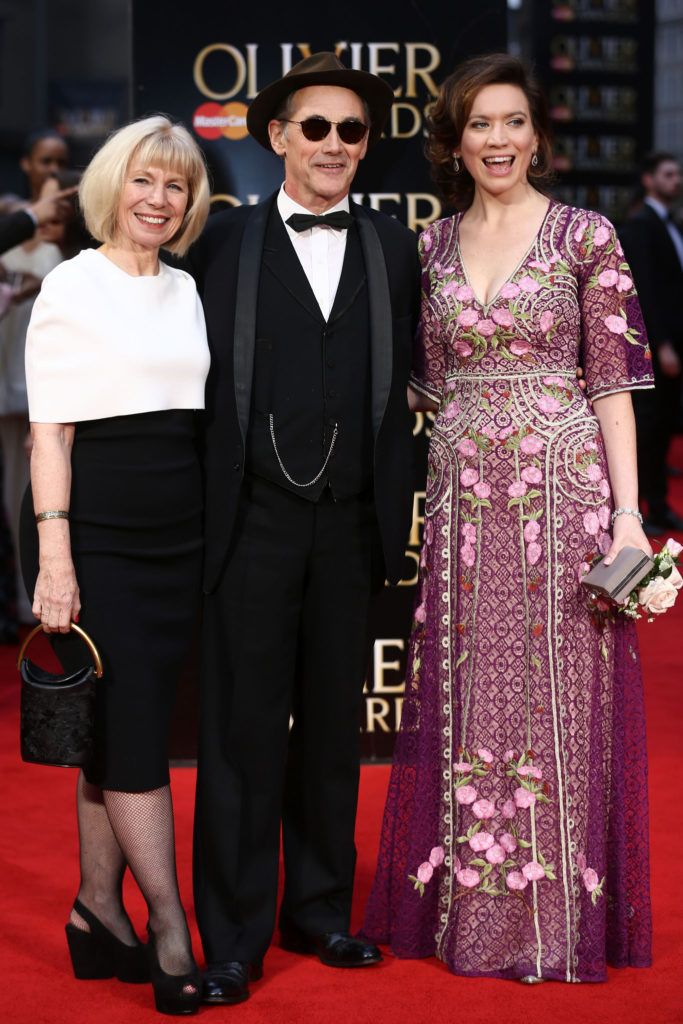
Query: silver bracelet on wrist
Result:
<box><xmin>610</xmin><ymin>507</ymin><xmax>643</xmax><ymax>527</ymax></box>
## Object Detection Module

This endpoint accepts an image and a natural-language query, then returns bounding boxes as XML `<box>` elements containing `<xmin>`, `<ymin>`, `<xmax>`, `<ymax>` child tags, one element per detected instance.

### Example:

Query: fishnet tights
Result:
<box><xmin>70</xmin><ymin>772</ymin><xmax>194</xmax><ymax>977</ymax></box>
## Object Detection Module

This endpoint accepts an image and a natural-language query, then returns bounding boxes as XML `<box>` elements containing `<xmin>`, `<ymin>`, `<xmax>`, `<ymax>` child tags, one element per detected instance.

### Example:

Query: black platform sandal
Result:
<box><xmin>64</xmin><ymin>898</ymin><xmax>149</xmax><ymax>983</ymax></box>
<box><xmin>147</xmin><ymin>926</ymin><xmax>201</xmax><ymax>1016</ymax></box>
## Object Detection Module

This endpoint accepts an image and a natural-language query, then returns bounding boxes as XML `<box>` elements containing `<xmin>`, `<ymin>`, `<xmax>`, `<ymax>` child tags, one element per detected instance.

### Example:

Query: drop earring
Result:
<box><xmin>453</xmin><ymin>155</ymin><xmax>460</xmax><ymax>173</ymax></box>
<box><xmin>532</xmin><ymin>152</ymin><xmax>539</xmax><ymax>168</ymax></box>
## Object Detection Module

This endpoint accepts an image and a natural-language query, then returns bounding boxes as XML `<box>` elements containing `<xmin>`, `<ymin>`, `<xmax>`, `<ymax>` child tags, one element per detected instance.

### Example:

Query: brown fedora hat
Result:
<box><xmin>246</xmin><ymin>52</ymin><xmax>394</xmax><ymax>151</ymax></box>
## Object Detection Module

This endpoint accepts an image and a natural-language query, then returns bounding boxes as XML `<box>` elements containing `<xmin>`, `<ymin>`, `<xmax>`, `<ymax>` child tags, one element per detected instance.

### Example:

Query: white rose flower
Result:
<box><xmin>638</xmin><ymin>576</ymin><xmax>678</xmax><ymax>615</ymax></box>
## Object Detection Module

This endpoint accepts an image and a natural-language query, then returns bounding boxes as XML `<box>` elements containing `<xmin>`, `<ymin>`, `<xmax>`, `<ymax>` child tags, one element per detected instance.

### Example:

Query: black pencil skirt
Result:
<box><xmin>20</xmin><ymin>409</ymin><xmax>203</xmax><ymax>791</ymax></box>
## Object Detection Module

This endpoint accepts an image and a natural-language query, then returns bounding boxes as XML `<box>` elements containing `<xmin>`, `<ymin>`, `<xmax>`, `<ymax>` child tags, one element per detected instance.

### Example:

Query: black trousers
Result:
<box><xmin>193</xmin><ymin>475</ymin><xmax>380</xmax><ymax>964</ymax></box>
<box><xmin>634</xmin><ymin>370</ymin><xmax>681</xmax><ymax>518</ymax></box>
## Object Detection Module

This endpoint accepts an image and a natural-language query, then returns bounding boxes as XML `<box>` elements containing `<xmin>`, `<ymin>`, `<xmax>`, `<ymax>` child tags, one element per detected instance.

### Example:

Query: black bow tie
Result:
<box><xmin>286</xmin><ymin>211</ymin><xmax>354</xmax><ymax>232</ymax></box>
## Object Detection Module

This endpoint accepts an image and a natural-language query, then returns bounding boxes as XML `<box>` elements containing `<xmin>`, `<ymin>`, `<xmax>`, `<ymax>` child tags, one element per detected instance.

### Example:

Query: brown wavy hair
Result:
<box><xmin>426</xmin><ymin>53</ymin><xmax>554</xmax><ymax>210</ymax></box>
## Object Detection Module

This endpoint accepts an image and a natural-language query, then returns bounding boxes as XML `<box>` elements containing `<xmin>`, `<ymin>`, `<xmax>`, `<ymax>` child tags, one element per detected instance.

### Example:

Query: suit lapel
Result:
<box><xmin>328</xmin><ymin>224</ymin><xmax>366</xmax><ymax>323</ymax></box>
<box><xmin>354</xmin><ymin>204</ymin><xmax>393</xmax><ymax>440</ymax></box>
<box><xmin>262</xmin><ymin>208</ymin><xmax>325</xmax><ymax>324</ymax></box>
<box><xmin>233</xmin><ymin>197</ymin><xmax>271</xmax><ymax>446</ymax></box>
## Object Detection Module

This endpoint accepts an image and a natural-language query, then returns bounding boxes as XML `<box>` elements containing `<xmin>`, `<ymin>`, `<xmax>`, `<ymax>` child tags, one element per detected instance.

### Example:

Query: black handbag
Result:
<box><xmin>18</xmin><ymin>622</ymin><xmax>103</xmax><ymax>768</ymax></box>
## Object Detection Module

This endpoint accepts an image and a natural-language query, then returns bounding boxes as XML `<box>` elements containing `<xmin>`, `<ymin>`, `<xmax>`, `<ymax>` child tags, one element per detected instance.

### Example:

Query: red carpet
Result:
<box><xmin>2</xmin><ymin>448</ymin><xmax>683</xmax><ymax>1024</ymax></box>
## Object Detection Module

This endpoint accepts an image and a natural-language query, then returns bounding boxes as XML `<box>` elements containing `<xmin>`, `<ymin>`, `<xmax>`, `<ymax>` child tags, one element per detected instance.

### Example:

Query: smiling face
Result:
<box><xmin>115</xmin><ymin>163</ymin><xmax>188</xmax><ymax>252</ymax></box>
<box><xmin>268</xmin><ymin>85</ymin><xmax>369</xmax><ymax>213</ymax></box>
<box><xmin>456</xmin><ymin>83</ymin><xmax>538</xmax><ymax>199</ymax></box>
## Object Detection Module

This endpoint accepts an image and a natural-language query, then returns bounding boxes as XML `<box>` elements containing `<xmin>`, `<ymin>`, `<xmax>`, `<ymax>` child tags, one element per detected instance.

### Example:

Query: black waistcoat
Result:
<box><xmin>246</xmin><ymin>207</ymin><xmax>373</xmax><ymax>501</ymax></box>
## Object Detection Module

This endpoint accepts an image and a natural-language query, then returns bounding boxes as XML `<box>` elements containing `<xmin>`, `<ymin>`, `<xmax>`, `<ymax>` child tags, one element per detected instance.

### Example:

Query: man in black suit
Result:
<box><xmin>189</xmin><ymin>54</ymin><xmax>420</xmax><ymax>1004</ymax></box>
<box><xmin>619</xmin><ymin>152</ymin><xmax>683</xmax><ymax>534</ymax></box>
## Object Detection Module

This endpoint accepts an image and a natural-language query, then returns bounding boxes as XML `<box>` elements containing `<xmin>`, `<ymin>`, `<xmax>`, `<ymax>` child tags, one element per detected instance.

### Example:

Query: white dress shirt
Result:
<box><xmin>644</xmin><ymin>196</ymin><xmax>683</xmax><ymax>270</ymax></box>
<box><xmin>277</xmin><ymin>184</ymin><xmax>350</xmax><ymax>320</ymax></box>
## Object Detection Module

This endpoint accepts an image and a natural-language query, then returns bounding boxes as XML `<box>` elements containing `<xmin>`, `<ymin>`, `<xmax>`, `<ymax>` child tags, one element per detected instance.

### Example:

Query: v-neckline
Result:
<box><xmin>455</xmin><ymin>199</ymin><xmax>554</xmax><ymax>314</ymax></box>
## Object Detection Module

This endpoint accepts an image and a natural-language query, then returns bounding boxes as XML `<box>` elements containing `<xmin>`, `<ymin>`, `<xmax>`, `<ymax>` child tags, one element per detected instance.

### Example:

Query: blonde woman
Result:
<box><xmin>21</xmin><ymin>116</ymin><xmax>210</xmax><ymax>1015</ymax></box>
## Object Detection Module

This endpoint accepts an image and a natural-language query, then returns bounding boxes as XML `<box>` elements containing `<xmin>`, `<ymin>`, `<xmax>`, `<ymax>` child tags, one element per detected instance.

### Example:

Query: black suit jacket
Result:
<box><xmin>0</xmin><ymin>210</ymin><xmax>34</xmax><ymax>255</ymax></box>
<box><xmin>188</xmin><ymin>194</ymin><xmax>421</xmax><ymax>593</ymax></box>
<box><xmin>619</xmin><ymin>202</ymin><xmax>683</xmax><ymax>354</ymax></box>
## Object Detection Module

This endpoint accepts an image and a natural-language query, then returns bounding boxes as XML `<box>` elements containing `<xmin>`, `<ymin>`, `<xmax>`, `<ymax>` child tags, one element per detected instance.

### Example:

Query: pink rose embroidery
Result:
<box><xmin>455</xmin><ymin>284</ymin><xmax>474</xmax><ymax>301</ymax></box>
<box><xmin>526</xmin><ymin>542</ymin><xmax>542</xmax><ymax>565</ymax></box>
<box><xmin>543</xmin><ymin>374</ymin><xmax>564</xmax><ymax>386</ymax></box>
<box><xmin>518</xmin><ymin>275</ymin><xmax>541</xmax><ymax>293</ymax></box>
<box><xmin>617</xmin><ymin>274</ymin><xmax>633</xmax><ymax>292</ymax></box>
<box><xmin>473</xmin><ymin>481</ymin><xmax>491</xmax><ymax>499</ymax></box>
<box><xmin>443</xmin><ymin>401</ymin><xmax>461</xmax><ymax>420</ymax></box>
<box><xmin>476</xmin><ymin>318</ymin><xmax>496</xmax><ymax>337</ymax></box>
<box><xmin>519</xmin><ymin>435</ymin><xmax>544</xmax><ymax>455</ymax></box>
<box><xmin>597</xmin><ymin>269</ymin><xmax>619</xmax><ymax>288</ymax></box>
<box><xmin>598</xmin><ymin>505</ymin><xmax>610</xmax><ymax>529</ymax></box>
<box><xmin>455</xmin><ymin>784</ymin><xmax>477</xmax><ymax>805</ymax></box>
<box><xmin>472</xmin><ymin>799</ymin><xmax>496</xmax><ymax>820</ymax></box>
<box><xmin>440</xmin><ymin>280</ymin><xmax>460</xmax><ymax>298</ymax></box>
<box><xmin>514</xmin><ymin>787</ymin><xmax>536</xmax><ymax>809</ymax></box>
<box><xmin>585</xmin><ymin>464</ymin><xmax>602</xmax><ymax>481</ymax></box>
<box><xmin>469</xmin><ymin>831</ymin><xmax>495</xmax><ymax>852</ymax></box>
<box><xmin>461</xmin><ymin>522</ymin><xmax>476</xmax><ymax>542</ymax></box>
<box><xmin>477</xmin><ymin>747</ymin><xmax>494</xmax><ymax>764</ymax></box>
<box><xmin>529</xmin><ymin>259</ymin><xmax>550</xmax><ymax>272</ymax></box>
<box><xmin>499</xmin><ymin>281</ymin><xmax>521</xmax><ymax>299</ymax></box>
<box><xmin>499</xmin><ymin>832</ymin><xmax>517</xmax><ymax>853</ymax></box>
<box><xmin>498</xmin><ymin>425</ymin><xmax>517</xmax><ymax>440</ymax></box>
<box><xmin>598</xmin><ymin>531</ymin><xmax>612</xmax><ymax>555</ymax></box>
<box><xmin>518</xmin><ymin>765</ymin><xmax>542</xmax><ymax>780</ymax></box>
<box><xmin>604</xmin><ymin>314</ymin><xmax>628</xmax><ymax>334</ymax></box>
<box><xmin>593</xmin><ymin>224</ymin><xmax>611</xmax><ymax>246</ymax></box>
<box><xmin>508</xmin><ymin>480</ymin><xmax>528</xmax><ymax>498</ymax></box>
<box><xmin>522</xmin><ymin>860</ymin><xmax>546</xmax><ymax>882</ymax></box>
<box><xmin>486</xmin><ymin>844</ymin><xmax>506</xmax><ymax>865</ymax></box>
<box><xmin>521</xmin><ymin>466</ymin><xmax>543</xmax><ymax>484</ymax></box>
<box><xmin>576</xmin><ymin>852</ymin><xmax>587</xmax><ymax>873</ymax></box>
<box><xmin>538</xmin><ymin>395</ymin><xmax>561</xmax><ymax>414</ymax></box>
<box><xmin>416</xmin><ymin>861</ymin><xmax>434</xmax><ymax>884</ymax></box>
<box><xmin>492</xmin><ymin>308</ymin><xmax>514</xmax><ymax>327</ymax></box>
<box><xmin>453</xmin><ymin>760</ymin><xmax>472</xmax><ymax>772</ymax></box>
<box><xmin>582</xmin><ymin>868</ymin><xmax>600</xmax><ymax>892</ymax></box>
<box><xmin>506</xmin><ymin>870</ymin><xmax>528</xmax><ymax>891</ymax></box>
<box><xmin>457</xmin><ymin>438</ymin><xmax>478</xmax><ymax>458</ymax></box>
<box><xmin>574</xmin><ymin>218</ymin><xmax>588</xmax><ymax>243</ymax></box>
<box><xmin>414</xmin><ymin>603</ymin><xmax>426</xmax><ymax>623</ymax></box>
<box><xmin>599</xmin><ymin>478</ymin><xmax>611</xmax><ymax>498</ymax></box>
<box><xmin>455</xmin><ymin>340</ymin><xmax>473</xmax><ymax>358</ymax></box>
<box><xmin>539</xmin><ymin>310</ymin><xmax>555</xmax><ymax>333</ymax></box>
<box><xmin>461</xmin><ymin>544</ymin><xmax>476</xmax><ymax>568</ymax></box>
<box><xmin>429</xmin><ymin>846</ymin><xmax>445</xmax><ymax>868</ymax></box>
<box><xmin>460</xmin><ymin>468</ymin><xmax>479</xmax><ymax>488</ymax></box>
<box><xmin>421</xmin><ymin>231</ymin><xmax>433</xmax><ymax>253</ymax></box>
<box><xmin>501</xmin><ymin>799</ymin><xmax>517</xmax><ymax>819</ymax></box>
<box><xmin>510</xmin><ymin>339</ymin><xmax>532</xmax><ymax>356</ymax></box>
<box><xmin>458</xmin><ymin>308</ymin><xmax>480</xmax><ymax>328</ymax></box>
<box><xmin>524</xmin><ymin>520</ymin><xmax>541</xmax><ymax>542</ymax></box>
<box><xmin>583</xmin><ymin>511</ymin><xmax>600</xmax><ymax>536</ymax></box>
<box><xmin>456</xmin><ymin>867</ymin><xmax>480</xmax><ymax>889</ymax></box>
<box><xmin>503</xmin><ymin>749</ymin><xmax>515</xmax><ymax>762</ymax></box>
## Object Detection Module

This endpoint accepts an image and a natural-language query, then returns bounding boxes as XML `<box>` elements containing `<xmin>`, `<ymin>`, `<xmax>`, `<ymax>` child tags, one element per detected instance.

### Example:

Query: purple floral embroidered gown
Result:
<box><xmin>363</xmin><ymin>203</ymin><xmax>653</xmax><ymax>982</ymax></box>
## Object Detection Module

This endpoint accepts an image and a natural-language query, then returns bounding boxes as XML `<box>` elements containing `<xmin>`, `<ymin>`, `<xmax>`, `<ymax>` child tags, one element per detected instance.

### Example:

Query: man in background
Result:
<box><xmin>619</xmin><ymin>152</ymin><xmax>683</xmax><ymax>535</ymax></box>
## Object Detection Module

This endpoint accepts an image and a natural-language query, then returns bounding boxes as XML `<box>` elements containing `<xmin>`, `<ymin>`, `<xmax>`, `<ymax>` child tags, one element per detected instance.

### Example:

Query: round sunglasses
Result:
<box><xmin>280</xmin><ymin>116</ymin><xmax>369</xmax><ymax>145</ymax></box>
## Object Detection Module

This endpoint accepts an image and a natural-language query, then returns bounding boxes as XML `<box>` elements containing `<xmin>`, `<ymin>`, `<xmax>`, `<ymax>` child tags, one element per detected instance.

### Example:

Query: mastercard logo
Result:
<box><xmin>193</xmin><ymin>101</ymin><xmax>248</xmax><ymax>141</ymax></box>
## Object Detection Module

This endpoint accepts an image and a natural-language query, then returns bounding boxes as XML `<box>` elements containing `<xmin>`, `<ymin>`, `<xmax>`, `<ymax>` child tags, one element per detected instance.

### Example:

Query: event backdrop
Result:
<box><xmin>132</xmin><ymin>0</ymin><xmax>508</xmax><ymax>759</ymax></box>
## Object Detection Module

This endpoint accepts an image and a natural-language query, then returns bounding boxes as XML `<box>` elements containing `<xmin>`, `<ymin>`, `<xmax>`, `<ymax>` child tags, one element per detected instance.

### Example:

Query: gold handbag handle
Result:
<box><xmin>17</xmin><ymin>622</ymin><xmax>104</xmax><ymax>678</ymax></box>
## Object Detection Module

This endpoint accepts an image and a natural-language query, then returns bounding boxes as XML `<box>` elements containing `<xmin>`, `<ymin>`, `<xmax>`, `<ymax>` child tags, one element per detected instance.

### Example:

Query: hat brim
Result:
<box><xmin>247</xmin><ymin>68</ymin><xmax>393</xmax><ymax>151</ymax></box>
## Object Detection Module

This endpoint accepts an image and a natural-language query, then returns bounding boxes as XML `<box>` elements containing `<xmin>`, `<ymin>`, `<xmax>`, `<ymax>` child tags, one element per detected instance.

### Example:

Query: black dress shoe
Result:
<box><xmin>202</xmin><ymin>960</ymin><xmax>263</xmax><ymax>1005</ymax></box>
<box><xmin>280</xmin><ymin>925</ymin><xmax>382</xmax><ymax>968</ymax></box>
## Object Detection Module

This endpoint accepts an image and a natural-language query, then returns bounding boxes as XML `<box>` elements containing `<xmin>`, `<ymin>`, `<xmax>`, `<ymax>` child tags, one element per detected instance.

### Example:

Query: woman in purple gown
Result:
<box><xmin>363</xmin><ymin>55</ymin><xmax>653</xmax><ymax>983</ymax></box>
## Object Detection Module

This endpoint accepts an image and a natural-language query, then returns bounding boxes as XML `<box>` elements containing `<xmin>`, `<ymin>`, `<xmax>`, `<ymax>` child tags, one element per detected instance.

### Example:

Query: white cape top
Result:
<box><xmin>25</xmin><ymin>248</ymin><xmax>210</xmax><ymax>423</ymax></box>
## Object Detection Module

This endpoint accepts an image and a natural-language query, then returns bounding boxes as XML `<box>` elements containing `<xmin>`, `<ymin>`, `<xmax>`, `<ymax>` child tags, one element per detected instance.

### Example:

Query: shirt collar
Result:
<box><xmin>277</xmin><ymin>183</ymin><xmax>350</xmax><ymax>226</ymax></box>
<box><xmin>644</xmin><ymin>196</ymin><xmax>669</xmax><ymax>221</ymax></box>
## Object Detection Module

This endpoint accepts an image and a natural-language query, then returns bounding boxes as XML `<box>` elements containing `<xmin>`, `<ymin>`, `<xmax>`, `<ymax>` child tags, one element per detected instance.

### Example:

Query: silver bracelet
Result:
<box><xmin>610</xmin><ymin>507</ymin><xmax>643</xmax><ymax>527</ymax></box>
<box><xmin>35</xmin><ymin>509</ymin><xmax>69</xmax><ymax>524</ymax></box>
